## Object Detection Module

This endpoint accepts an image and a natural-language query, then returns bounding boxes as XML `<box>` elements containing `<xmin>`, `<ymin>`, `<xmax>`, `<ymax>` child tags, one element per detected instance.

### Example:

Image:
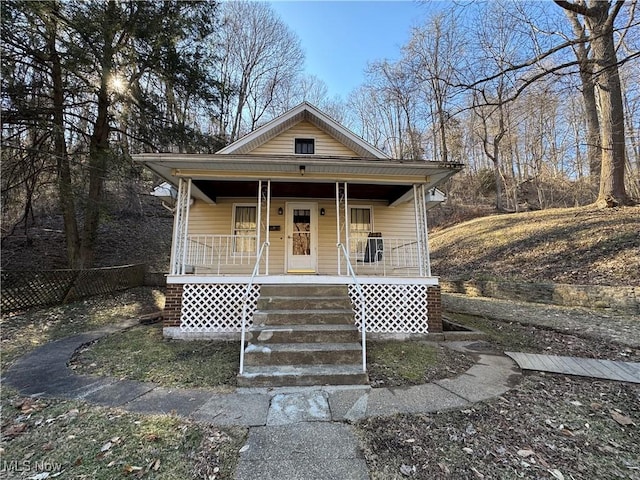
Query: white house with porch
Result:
<box><xmin>134</xmin><ymin>102</ymin><xmax>462</xmax><ymax>386</ymax></box>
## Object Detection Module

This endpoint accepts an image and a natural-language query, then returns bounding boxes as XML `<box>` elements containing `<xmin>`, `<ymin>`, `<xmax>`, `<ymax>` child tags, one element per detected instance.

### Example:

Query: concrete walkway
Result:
<box><xmin>8</xmin><ymin>311</ymin><xmax>639</xmax><ymax>479</ymax></box>
<box><xmin>2</xmin><ymin>320</ymin><xmax>521</xmax><ymax>479</ymax></box>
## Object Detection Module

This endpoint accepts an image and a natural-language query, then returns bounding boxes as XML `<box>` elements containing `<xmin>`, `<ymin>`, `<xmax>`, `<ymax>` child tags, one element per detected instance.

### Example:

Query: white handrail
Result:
<box><xmin>239</xmin><ymin>241</ymin><xmax>270</xmax><ymax>375</ymax></box>
<box><xmin>337</xmin><ymin>243</ymin><xmax>367</xmax><ymax>372</ymax></box>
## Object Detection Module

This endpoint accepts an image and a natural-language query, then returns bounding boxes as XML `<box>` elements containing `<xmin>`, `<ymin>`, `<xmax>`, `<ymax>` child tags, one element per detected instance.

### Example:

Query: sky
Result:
<box><xmin>270</xmin><ymin>1</ymin><xmax>434</xmax><ymax>100</ymax></box>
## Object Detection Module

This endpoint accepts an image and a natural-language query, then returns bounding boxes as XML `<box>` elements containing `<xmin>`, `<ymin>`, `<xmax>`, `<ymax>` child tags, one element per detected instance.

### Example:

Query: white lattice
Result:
<box><xmin>349</xmin><ymin>284</ymin><xmax>429</xmax><ymax>333</ymax></box>
<box><xmin>180</xmin><ymin>284</ymin><xmax>260</xmax><ymax>332</ymax></box>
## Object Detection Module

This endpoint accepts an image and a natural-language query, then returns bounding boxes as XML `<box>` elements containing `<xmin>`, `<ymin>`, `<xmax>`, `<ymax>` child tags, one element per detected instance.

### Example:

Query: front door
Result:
<box><xmin>286</xmin><ymin>202</ymin><xmax>317</xmax><ymax>273</ymax></box>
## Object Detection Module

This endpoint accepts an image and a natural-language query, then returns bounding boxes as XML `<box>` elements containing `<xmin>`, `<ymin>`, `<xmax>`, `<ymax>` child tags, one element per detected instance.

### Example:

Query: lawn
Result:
<box><xmin>0</xmin><ymin>386</ymin><xmax>245</xmax><ymax>480</ymax></box>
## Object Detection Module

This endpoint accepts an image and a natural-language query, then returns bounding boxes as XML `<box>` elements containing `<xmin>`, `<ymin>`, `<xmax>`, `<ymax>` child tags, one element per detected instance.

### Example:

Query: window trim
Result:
<box><xmin>294</xmin><ymin>137</ymin><xmax>315</xmax><ymax>155</ymax></box>
<box><xmin>231</xmin><ymin>203</ymin><xmax>258</xmax><ymax>255</ymax></box>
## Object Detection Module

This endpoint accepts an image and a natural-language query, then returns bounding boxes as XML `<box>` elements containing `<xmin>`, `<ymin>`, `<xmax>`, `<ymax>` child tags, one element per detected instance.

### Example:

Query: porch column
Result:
<box><xmin>257</xmin><ymin>180</ymin><xmax>271</xmax><ymax>275</ymax></box>
<box><xmin>413</xmin><ymin>184</ymin><xmax>429</xmax><ymax>277</ymax></box>
<box><xmin>335</xmin><ymin>181</ymin><xmax>349</xmax><ymax>275</ymax></box>
<box><xmin>170</xmin><ymin>177</ymin><xmax>192</xmax><ymax>275</ymax></box>
<box><xmin>421</xmin><ymin>184</ymin><xmax>432</xmax><ymax>276</ymax></box>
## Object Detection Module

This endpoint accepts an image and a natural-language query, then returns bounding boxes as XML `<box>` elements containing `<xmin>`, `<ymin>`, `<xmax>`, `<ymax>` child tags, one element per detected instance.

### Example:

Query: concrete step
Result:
<box><xmin>259</xmin><ymin>284</ymin><xmax>348</xmax><ymax>298</ymax></box>
<box><xmin>238</xmin><ymin>364</ymin><xmax>369</xmax><ymax>387</ymax></box>
<box><xmin>253</xmin><ymin>309</ymin><xmax>355</xmax><ymax>326</ymax></box>
<box><xmin>257</xmin><ymin>296</ymin><xmax>353</xmax><ymax>311</ymax></box>
<box><xmin>249</xmin><ymin>324</ymin><xmax>360</xmax><ymax>344</ymax></box>
<box><xmin>244</xmin><ymin>342</ymin><xmax>362</xmax><ymax>366</ymax></box>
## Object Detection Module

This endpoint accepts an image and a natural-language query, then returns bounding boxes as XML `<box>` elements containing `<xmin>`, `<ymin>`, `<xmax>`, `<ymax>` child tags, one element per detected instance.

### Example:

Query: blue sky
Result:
<box><xmin>270</xmin><ymin>1</ymin><xmax>434</xmax><ymax>99</ymax></box>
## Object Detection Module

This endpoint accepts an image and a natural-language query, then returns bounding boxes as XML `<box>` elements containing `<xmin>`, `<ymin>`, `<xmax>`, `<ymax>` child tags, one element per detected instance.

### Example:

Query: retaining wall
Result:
<box><xmin>440</xmin><ymin>279</ymin><xmax>639</xmax><ymax>314</ymax></box>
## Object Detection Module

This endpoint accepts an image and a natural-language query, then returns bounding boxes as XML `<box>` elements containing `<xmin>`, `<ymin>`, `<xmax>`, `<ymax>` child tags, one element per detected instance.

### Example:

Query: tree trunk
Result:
<box><xmin>46</xmin><ymin>3</ymin><xmax>82</xmax><ymax>268</ymax></box>
<box><xmin>79</xmin><ymin>8</ymin><xmax>116</xmax><ymax>268</ymax></box>
<box><xmin>587</xmin><ymin>5</ymin><xmax>632</xmax><ymax>207</ymax></box>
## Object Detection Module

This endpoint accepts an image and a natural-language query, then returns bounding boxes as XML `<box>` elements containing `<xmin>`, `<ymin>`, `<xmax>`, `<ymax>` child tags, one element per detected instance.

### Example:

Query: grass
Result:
<box><xmin>74</xmin><ymin>326</ymin><xmax>473</xmax><ymax>390</ymax></box>
<box><xmin>430</xmin><ymin>205</ymin><xmax>640</xmax><ymax>286</ymax></box>
<box><xmin>0</xmin><ymin>386</ymin><xmax>246</xmax><ymax>480</ymax></box>
<box><xmin>73</xmin><ymin>324</ymin><xmax>240</xmax><ymax>392</ymax></box>
<box><xmin>367</xmin><ymin>342</ymin><xmax>437</xmax><ymax>383</ymax></box>
<box><xmin>1</xmin><ymin>287</ymin><xmax>165</xmax><ymax>367</ymax></box>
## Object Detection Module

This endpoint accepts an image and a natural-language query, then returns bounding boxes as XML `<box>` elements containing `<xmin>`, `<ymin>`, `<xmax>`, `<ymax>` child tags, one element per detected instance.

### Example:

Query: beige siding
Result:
<box><xmin>250</xmin><ymin>121</ymin><xmax>358</xmax><ymax>157</ymax></box>
<box><xmin>187</xmin><ymin>197</ymin><xmax>418</xmax><ymax>275</ymax></box>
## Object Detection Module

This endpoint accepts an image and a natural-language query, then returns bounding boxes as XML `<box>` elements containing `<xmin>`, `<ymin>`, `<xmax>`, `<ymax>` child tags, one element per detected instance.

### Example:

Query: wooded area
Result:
<box><xmin>2</xmin><ymin>0</ymin><xmax>638</xmax><ymax>269</ymax></box>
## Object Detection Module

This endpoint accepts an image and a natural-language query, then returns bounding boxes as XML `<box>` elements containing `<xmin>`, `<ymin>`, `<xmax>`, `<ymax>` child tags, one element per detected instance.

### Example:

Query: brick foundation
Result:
<box><xmin>427</xmin><ymin>285</ymin><xmax>443</xmax><ymax>333</ymax></box>
<box><xmin>163</xmin><ymin>284</ymin><xmax>183</xmax><ymax>328</ymax></box>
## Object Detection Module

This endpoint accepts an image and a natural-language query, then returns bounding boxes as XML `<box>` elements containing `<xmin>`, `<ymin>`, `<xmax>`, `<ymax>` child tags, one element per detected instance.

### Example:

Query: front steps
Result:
<box><xmin>237</xmin><ymin>285</ymin><xmax>369</xmax><ymax>387</ymax></box>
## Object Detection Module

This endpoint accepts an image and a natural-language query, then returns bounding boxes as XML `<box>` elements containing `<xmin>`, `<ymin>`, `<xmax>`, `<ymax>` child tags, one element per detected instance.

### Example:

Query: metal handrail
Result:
<box><xmin>337</xmin><ymin>243</ymin><xmax>367</xmax><ymax>372</ymax></box>
<box><xmin>239</xmin><ymin>241</ymin><xmax>269</xmax><ymax>375</ymax></box>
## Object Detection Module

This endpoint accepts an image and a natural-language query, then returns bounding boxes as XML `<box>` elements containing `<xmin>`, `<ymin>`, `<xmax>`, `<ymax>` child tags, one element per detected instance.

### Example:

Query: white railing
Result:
<box><xmin>186</xmin><ymin>235</ymin><xmax>257</xmax><ymax>274</ymax></box>
<box><xmin>338</xmin><ymin>243</ymin><xmax>367</xmax><ymax>373</ymax></box>
<box><xmin>239</xmin><ymin>241</ymin><xmax>269</xmax><ymax>375</ymax></box>
<box><xmin>349</xmin><ymin>237</ymin><xmax>420</xmax><ymax>276</ymax></box>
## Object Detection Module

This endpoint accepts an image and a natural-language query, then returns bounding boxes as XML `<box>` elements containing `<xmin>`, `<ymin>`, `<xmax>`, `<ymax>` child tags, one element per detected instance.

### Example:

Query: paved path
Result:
<box><xmin>7</xmin><ymin>310</ymin><xmax>639</xmax><ymax>479</ymax></box>
<box><xmin>2</xmin><ymin>320</ymin><xmax>521</xmax><ymax>480</ymax></box>
<box><xmin>506</xmin><ymin>352</ymin><xmax>640</xmax><ymax>384</ymax></box>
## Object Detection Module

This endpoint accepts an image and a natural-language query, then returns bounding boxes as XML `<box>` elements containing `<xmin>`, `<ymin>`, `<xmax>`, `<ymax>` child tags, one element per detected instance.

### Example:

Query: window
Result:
<box><xmin>349</xmin><ymin>207</ymin><xmax>372</xmax><ymax>257</ymax></box>
<box><xmin>233</xmin><ymin>205</ymin><xmax>256</xmax><ymax>253</ymax></box>
<box><xmin>295</xmin><ymin>138</ymin><xmax>315</xmax><ymax>154</ymax></box>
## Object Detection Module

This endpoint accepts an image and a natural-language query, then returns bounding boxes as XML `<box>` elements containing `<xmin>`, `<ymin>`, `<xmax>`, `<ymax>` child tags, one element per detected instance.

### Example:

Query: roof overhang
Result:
<box><xmin>133</xmin><ymin>153</ymin><xmax>463</xmax><ymax>205</ymax></box>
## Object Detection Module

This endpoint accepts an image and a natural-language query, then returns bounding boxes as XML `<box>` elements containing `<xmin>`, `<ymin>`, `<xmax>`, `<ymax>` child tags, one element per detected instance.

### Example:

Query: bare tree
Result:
<box><xmin>217</xmin><ymin>1</ymin><xmax>304</xmax><ymax>142</ymax></box>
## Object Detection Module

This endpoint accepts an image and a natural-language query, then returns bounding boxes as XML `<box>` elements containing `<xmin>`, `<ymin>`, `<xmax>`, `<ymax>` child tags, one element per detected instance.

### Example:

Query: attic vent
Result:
<box><xmin>295</xmin><ymin>138</ymin><xmax>315</xmax><ymax>154</ymax></box>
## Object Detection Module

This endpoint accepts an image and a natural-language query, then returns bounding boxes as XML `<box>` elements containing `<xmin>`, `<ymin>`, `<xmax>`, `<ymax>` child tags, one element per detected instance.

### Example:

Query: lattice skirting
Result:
<box><xmin>349</xmin><ymin>284</ymin><xmax>429</xmax><ymax>333</ymax></box>
<box><xmin>180</xmin><ymin>283</ymin><xmax>260</xmax><ymax>332</ymax></box>
<box><xmin>178</xmin><ymin>283</ymin><xmax>430</xmax><ymax>334</ymax></box>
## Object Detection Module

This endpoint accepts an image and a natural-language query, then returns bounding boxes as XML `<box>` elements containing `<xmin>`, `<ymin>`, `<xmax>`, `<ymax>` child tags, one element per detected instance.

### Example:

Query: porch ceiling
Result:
<box><xmin>133</xmin><ymin>153</ymin><xmax>463</xmax><ymax>205</ymax></box>
<box><xmin>192</xmin><ymin>180</ymin><xmax>411</xmax><ymax>204</ymax></box>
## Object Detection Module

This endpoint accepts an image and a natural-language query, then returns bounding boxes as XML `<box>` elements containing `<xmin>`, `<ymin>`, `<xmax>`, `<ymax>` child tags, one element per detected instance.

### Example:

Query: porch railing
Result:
<box><xmin>239</xmin><ymin>241</ymin><xmax>270</xmax><ymax>375</ymax></box>
<box><xmin>349</xmin><ymin>237</ymin><xmax>420</xmax><ymax>276</ymax></box>
<box><xmin>186</xmin><ymin>235</ymin><xmax>257</xmax><ymax>274</ymax></box>
<box><xmin>338</xmin><ymin>243</ymin><xmax>367</xmax><ymax>372</ymax></box>
<box><xmin>183</xmin><ymin>234</ymin><xmax>423</xmax><ymax>277</ymax></box>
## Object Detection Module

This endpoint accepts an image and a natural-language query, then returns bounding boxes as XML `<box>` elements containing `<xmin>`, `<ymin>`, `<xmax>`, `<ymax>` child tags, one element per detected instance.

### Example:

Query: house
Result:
<box><xmin>134</xmin><ymin>102</ymin><xmax>463</xmax><ymax>386</ymax></box>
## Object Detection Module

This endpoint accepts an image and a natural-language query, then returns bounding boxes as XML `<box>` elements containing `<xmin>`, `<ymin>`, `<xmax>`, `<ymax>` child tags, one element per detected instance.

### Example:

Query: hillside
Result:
<box><xmin>430</xmin><ymin>206</ymin><xmax>640</xmax><ymax>286</ymax></box>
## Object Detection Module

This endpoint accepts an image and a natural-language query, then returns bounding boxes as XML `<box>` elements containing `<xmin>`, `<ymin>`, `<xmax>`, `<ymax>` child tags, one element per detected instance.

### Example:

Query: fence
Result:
<box><xmin>1</xmin><ymin>264</ymin><xmax>147</xmax><ymax>313</ymax></box>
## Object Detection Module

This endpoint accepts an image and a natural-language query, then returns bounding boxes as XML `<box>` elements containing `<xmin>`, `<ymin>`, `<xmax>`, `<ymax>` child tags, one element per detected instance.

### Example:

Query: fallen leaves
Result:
<box><xmin>610</xmin><ymin>410</ymin><xmax>634</xmax><ymax>426</ymax></box>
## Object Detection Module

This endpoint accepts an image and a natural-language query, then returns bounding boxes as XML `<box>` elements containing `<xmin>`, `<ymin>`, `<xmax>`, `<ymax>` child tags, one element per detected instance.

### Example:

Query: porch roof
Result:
<box><xmin>133</xmin><ymin>153</ymin><xmax>463</xmax><ymax>205</ymax></box>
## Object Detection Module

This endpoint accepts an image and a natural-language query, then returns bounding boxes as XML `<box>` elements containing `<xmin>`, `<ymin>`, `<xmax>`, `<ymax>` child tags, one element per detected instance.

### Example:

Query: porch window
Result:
<box><xmin>233</xmin><ymin>205</ymin><xmax>256</xmax><ymax>253</ymax></box>
<box><xmin>350</xmin><ymin>206</ymin><xmax>372</xmax><ymax>258</ymax></box>
<box><xmin>295</xmin><ymin>138</ymin><xmax>315</xmax><ymax>154</ymax></box>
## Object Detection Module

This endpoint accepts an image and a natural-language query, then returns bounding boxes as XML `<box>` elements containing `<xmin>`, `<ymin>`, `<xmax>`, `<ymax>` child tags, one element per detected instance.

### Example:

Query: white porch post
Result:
<box><xmin>413</xmin><ymin>184</ymin><xmax>430</xmax><ymax>277</ymax></box>
<box><xmin>263</xmin><ymin>180</ymin><xmax>271</xmax><ymax>275</ymax></box>
<box><xmin>335</xmin><ymin>182</ymin><xmax>349</xmax><ymax>275</ymax></box>
<box><xmin>344</xmin><ymin>182</ymin><xmax>350</xmax><ymax>265</ymax></box>
<box><xmin>421</xmin><ymin>184</ymin><xmax>432</xmax><ymax>276</ymax></box>
<box><xmin>170</xmin><ymin>177</ymin><xmax>192</xmax><ymax>275</ymax></box>
<box><xmin>413</xmin><ymin>184</ymin><xmax>424</xmax><ymax>277</ymax></box>
<box><xmin>335</xmin><ymin>181</ymin><xmax>341</xmax><ymax>275</ymax></box>
<box><xmin>256</xmin><ymin>180</ymin><xmax>262</xmax><ymax>270</ymax></box>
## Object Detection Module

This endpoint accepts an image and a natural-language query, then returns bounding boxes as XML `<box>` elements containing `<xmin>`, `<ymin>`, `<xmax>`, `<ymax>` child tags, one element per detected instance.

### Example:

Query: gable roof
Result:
<box><xmin>217</xmin><ymin>102</ymin><xmax>389</xmax><ymax>159</ymax></box>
